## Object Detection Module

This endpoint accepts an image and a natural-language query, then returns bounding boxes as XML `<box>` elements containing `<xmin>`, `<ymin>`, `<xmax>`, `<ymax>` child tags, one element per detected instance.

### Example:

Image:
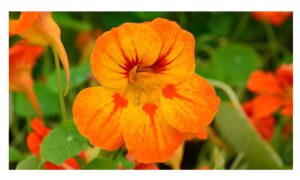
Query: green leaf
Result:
<box><xmin>200</xmin><ymin>43</ymin><xmax>262</xmax><ymax>89</ymax></box>
<box><xmin>215</xmin><ymin>102</ymin><xmax>283</xmax><ymax>169</ymax></box>
<box><xmin>16</xmin><ymin>155</ymin><xmax>41</xmax><ymax>170</ymax></box>
<box><xmin>53</xmin><ymin>12</ymin><xmax>93</xmax><ymax>31</ymax></box>
<box><xmin>46</xmin><ymin>63</ymin><xmax>91</xmax><ymax>94</ymax></box>
<box><xmin>208</xmin><ymin>13</ymin><xmax>235</xmax><ymax>36</ymax></box>
<box><xmin>212</xmin><ymin>147</ymin><xmax>225</xmax><ymax>169</ymax></box>
<box><xmin>9</xmin><ymin>147</ymin><xmax>28</xmax><ymax>163</ymax></box>
<box><xmin>40</xmin><ymin>120</ymin><xmax>87</xmax><ymax>165</ymax></box>
<box><xmin>14</xmin><ymin>83</ymin><xmax>60</xmax><ymax>118</ymax></box>
<box><xmin>100</xmin><ymin>12</ymin><xmax>139</xmax><ymax>31</ymax></box>
<box><xmin>133</xmin><ymin>12</ymin><xmax>168</xmax><ymax>21</ymax></box>
<box><xmin>85</xmin><ymin>158</ymin><xmax>119</xmax><ymax>170</ymax></box>
<box><xmin>115</xmin><ymin>152</ymin><xmax>135</xmax><ymax>169</ymax></box>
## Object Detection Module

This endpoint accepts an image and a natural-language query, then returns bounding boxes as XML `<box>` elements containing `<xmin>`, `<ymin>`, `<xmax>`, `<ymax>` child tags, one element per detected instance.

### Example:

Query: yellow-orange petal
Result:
<box><xmin>160</xmin><ymin>74</ymin><xmax>220</xmax><ymax>132</ymax></box>
<box><xmin>73</xmin><ymin>87</ymin><xmax>125</xmax><ymax>150</ymax></box>
<box><xmin>9</xmin><ymin>12</ymin><xmax>39</xmax><ymax>36</ymax></box>
<box><xmin>146</xmin><ymin>18</ymin><xmax>196</xmax><ymax>84</ymax></box>
<box><xmin>120</xmin><ymin>102</ymin><xmax>184</xmax><ymax>163</ymax></box>
<box><xmin>195</xmin><ymin>127</ymin><xmax>208</xmax><ymax>140</ymax></box>
<box><xmin>91</xmin><ymin>22</ymin><xmax>163</xmax><ymax>89</ymax></box>
<box><xmin>184</xmin><ymin>127</ymin><xmax>208</xmax><ymax>140</ymax></box>
<box><xmin>252</xmin><ymin>95</ymin><xmax>284</xmax><ymax>118</ymax></box>
<box><xmin>247</xmin><ymin>71</ymin><xmax>284</xmax><ymax>95</ymax></box>
<box><xmin>39</xmin><ymin>12</ymin><xmax>70</xmax><ymax>95</ymax></box>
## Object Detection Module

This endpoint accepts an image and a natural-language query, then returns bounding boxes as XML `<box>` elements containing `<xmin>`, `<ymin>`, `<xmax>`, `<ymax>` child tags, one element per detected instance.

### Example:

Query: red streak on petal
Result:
<box><xmin>143</xmin><ymin>103</ymin><xmax>158</xmax><ymax>139</ymax></box>
<box><xmin>113</xmin><ymin>93</ymin><xmax>128</xmax><ymax>108</ymax></box>
<box><xmin>94</xmin><ymin>93</ymin><xmax>128</xmax><ymax>134</ymax></box>
<box><xmin>162</xmin><ymin>84</ymin><xmax>196</xmax><ymax>104</ymax></box>
<box><xmin>143</xmin><ymin>103</ymin><xmax>157</xmax><ymax>116</ymax></box>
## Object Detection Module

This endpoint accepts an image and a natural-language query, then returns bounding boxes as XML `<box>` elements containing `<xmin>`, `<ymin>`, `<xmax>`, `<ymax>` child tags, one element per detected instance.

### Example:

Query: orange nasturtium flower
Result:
<box><xmin>247</xmin><ymin>64</ymin><xmax>293</xmax><ymax>119</ymax></box>
<box><xmin>73</xmin><ymin>18</ymin><xmax>220</xmax><ymax>163</ymax></box>
<box><xmin>9</xmin><ymin>12</ymin><xmax>70</xmax><ymax>94</ymax></box>
<box><xmin>251</xmin><ymin>12</ymin><xmax>292</xmax><ymax>26</ymax></box>
<box><xmin>242</xmin><ymin>100</ymin><xmax>275</xmax><ymax>141</ymax></box>
<box><xmin>27</xmin><ymin>118</ymin><xmax>82</xmax><ymax>169</ymax></box>
<box><xmin>9</xmin><ymin>40</ymin><xmax>44</xmax><ymax>117</ymax></box>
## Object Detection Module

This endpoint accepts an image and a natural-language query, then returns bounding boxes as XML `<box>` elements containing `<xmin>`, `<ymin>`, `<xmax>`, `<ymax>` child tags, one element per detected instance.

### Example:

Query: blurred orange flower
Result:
<box><xmin>10</xmin><ymin>12</ymin><xmax>70</xmax><ymax>94</ymax></box>
<box><xmin>73</xmin><ymin>18</ymin><xmax>220</xmax><ymax>163</ymax></box>
<box><xmin>9</xmin><ymin>40</ymin><xmax>44</xmax><ymax>117</ymax></box>
<box><xmin>247</xmin><ymin>64</ymin><xmax>293</xmax><ymax>118</ymax></box>
<box><xmin>26</xmin><ymin>118</ymin><xmax>82</xmax><ymax>170</ymax></box>
<box><xmin>75</xmin><ymin>29</ymin><xmax>103</xmax><ymax>64</ymax></box>
<box><xmin>76</xmin><ymin>29</ymin><xmax>103</xmax><ymax>54</ymax></box>
<box><xmin>242</xmin><ymin>101</ymin><xmax>275</xmax><ymax>141</ymax></box>
<box><xmin>251</xmin><ymin>12</ymin><xmax>292</xmax><ymax>26</ymax></box>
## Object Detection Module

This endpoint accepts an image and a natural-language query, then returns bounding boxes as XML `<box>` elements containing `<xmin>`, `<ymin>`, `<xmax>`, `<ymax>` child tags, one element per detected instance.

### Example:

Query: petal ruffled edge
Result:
<box><xmin>161</xmin><ymin>74</ymin><xmax>220</xmax><ymax>132</ymax></box>
<box><xmin>120</xmin><ymin>102</ymin><xmax>184</xmax><ymax>163</ymax></box>
<box><xmin>72</xmin><ymin>87</ymin><xmax>126</xmax><ymax>150</ymax></box>
<box><xmin>247</xmin><ymin>70</ymin><xmax>284</xmax><ymax>95</ymax></box>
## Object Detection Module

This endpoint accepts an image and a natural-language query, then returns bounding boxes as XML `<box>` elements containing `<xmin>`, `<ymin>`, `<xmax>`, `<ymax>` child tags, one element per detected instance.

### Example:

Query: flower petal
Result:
<box><xmin>30</xmin><ymin>118</ymin><xmax>50</xmax><ymax>137</ymax></box>
<box><xmin>120</xmin><ymin>102</ymin><xmax>183</xmax><ymax>163</ymax></box>
<box><xmin>247</xmin><ymin>70</ymin><xmax>284</xmax><ymax>95</ymax></box>
<box><xmin>276</xmin><ymin>64</ymin><xmax>293</xmax><ymax>88</ymax></box>
<box><xmin>39</xmin><ymin>12</ymin><xmax>70</xmax><ymax>95</ymax></box>
<box><xmin>134</xmin><ymin>163</ymin><xmax>159</xmax><ymax>170</ymax></box>
<box><xmin>251</xmin><ymin>116</ymin><xmax>275</xmax><ymax>141</ymax></box>
<box><xmin>195</xmin><ymin>127</ymin><xmax>208</xmax><ymax>140</ymax></box>
<box><xmin>9</xmin><ymin>12</ymin><xmax>39</xmax><ymax>36</ymax></box>
<box><xmin>146</xmin><ymin>18</ymin><xmax>195</xmax><ymax>84</ymax></box>
<box><xmin>26</xmin><ymin>132</ymin><xmax>42</xmax><ymax>155</ymax></box>
<box><xmin>280</xmin><ymin>101</ymin><xmax>293</xmax><ymax>117</ymax></box>
<box><xmin>73</xmin><ymin>87</ymin><xmax>126</xmax><ymax>150</ymax></box>
<box><xmin>91</xmin><ymin>22</ymin><xmax>163</xmax><ymax>89</ymax></box>
<box><xmin>252</xmin><ymin>95</ymin><xmax>284</xmax><ymax>118</ymax></box>
<box><xmin>161</xmin><ymin>74</ymin><xmax>220</xmax><ymax>132</ymax></box>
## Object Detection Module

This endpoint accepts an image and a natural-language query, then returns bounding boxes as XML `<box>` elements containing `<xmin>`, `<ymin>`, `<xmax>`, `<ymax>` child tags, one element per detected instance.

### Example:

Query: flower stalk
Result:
<box><xmin>52</xmin><ymin>47</ymin><xmax>68</xmax><ymax>121</ymax></box>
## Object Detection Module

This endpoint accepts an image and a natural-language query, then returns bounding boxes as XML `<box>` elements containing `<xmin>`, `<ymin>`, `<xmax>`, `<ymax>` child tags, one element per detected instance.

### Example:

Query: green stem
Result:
<box><xmin>207</xmin><ymin>79</ymin><xmax>246</xmax><ymax>118</ymax></box>
<box><xmin>112</xmin><ymin>147</ymin><xmax>123</xmax><ymax>160</ymax></box>
<box><xmin>263</xmin><ymin>21</ymin><xmax>277</xmax><ymax>44</ymax></box>
<box><xmin>36</xmin><ymin>159</ymin><xmax>45</xmax><ymax>170</ymax></box>
<box><xmin>52</xmin><ymin>47</ymin><xmax>68</xmax><ymax>121</ymax></box>
<box><xmin>229</xmin><ymin>152</ymin><xmax>244</xmax><ymax>169</ymax></box>
<box><xmin>233</xmin><ymin>13</ymin><xmax>249</xmax><ymax>39</ymax></box>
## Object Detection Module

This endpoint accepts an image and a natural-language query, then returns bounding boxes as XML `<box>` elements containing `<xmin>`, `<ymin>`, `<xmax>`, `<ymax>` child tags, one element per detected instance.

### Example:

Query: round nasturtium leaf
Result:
<box><xmin>16</xmin><ymin>155</ymin><xmax>41</xmax><ymax>170</ymax></box>
<box><xmin>211</xmin><ymin>43</ymin><xmax>262</xmax><ymax>88</ymax></box>
<box><xmin>40</xmin><ymin>121</ymin><xmax>87</xmax><ymax>165</ymax></box>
